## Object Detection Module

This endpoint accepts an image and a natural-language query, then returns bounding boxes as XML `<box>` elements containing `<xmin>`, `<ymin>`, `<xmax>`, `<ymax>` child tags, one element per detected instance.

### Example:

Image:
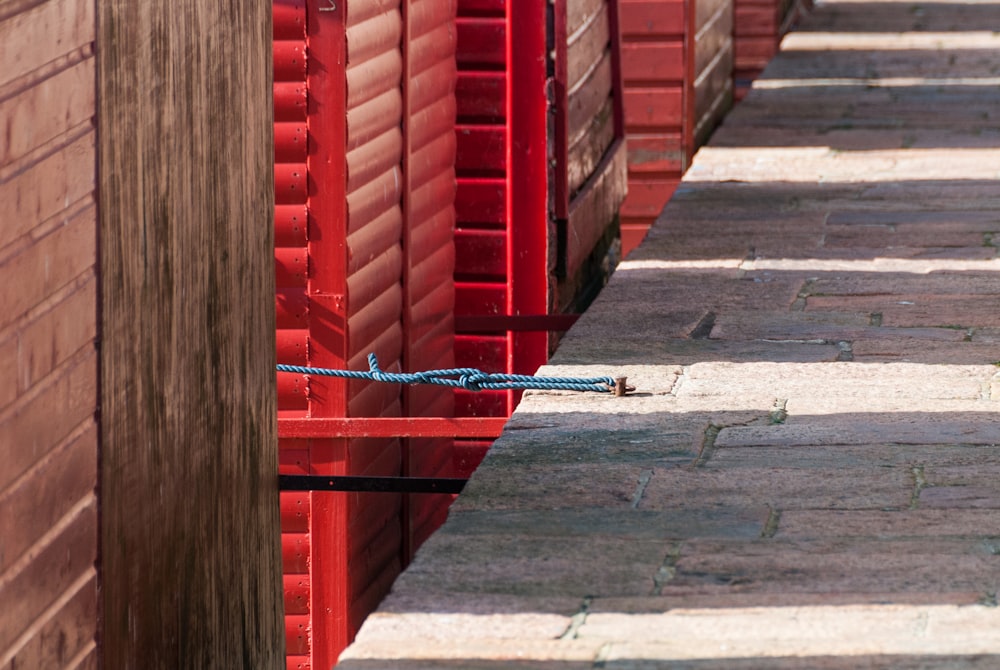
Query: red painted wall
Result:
<box><xmin>619</xmin><ymin>0</ymin><xmax>689</xmax><ymax>255</ymax></box>
<box><xmin>619</xmin><ymin>0</ymin><xmax>733</xmax><ymax>256</ymax></box>
<box><xmin>274</xmin><ymin>1</ymin><xmax>457</xmax><ymax>666</ymax></box>
<box><xmin>453</xmin><ymin>0</ymin><xmax>627</xmax><ymax>473</ymax></box>
<box><xmin>734</xmin><ymin>0</ymin><xmax>811</xmax><ymax>100</ymax></box>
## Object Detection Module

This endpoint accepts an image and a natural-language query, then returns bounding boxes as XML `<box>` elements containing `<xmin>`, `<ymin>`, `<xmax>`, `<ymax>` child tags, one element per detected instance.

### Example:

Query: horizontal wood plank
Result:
<box><xmin>568</xmin><ymin>96</ymin><xmax>616</xmax><ymax>195</ymax></box>
<box><xmin>618</xmin><ymin>0</ymin><xmax>685</xmax><ymax>36</ymax></box>
<box><xmin>0</xmin><ymin>0</ymin><xmax>94</xmax><ymax>89</ymax></box>
<box><xmin>0</xmin><ymin>496</ymin><xmax>96</xmax><ymax>652</ymax></box>
<box><xmin>567</xmin><ymin>2</ymin><xmax>610</xmax><ymax>91</ymax></box>
<box><xmin>566</xmin><ymin>140</ymin><xmax>627</xmax><ymax>278</ymax></box>
<box><xmin>2</xmin><ymin>573</ymin><xmax>96</xmax><ymax>669</ymax></box>
<box><xmin>621</xmin><ymin>42</ymin><xmax>686</xmax><ymax>84</ymax></box>
<box><xmin>568</xmin><ymin>49</ymin><xmax>613</xmax><ymax>140</ymax></box>
<box><xmin>624</xmin><ymin>87</ymin><xmax>684</xmax><ymax>130</ymax></box>
<box><xmin>0</xmin><ymin>349</ymin><xmax>96</xmax><ymax>493</ymax></box>
<box><xmin>567</xmin><ymin>0</ymin><xmax>606</xmax><ymax>39</ymax></box>
<box><xmin>0</xmin><ymin>421</ymin><xmax>96</xmax><ymax>574</ymax></box>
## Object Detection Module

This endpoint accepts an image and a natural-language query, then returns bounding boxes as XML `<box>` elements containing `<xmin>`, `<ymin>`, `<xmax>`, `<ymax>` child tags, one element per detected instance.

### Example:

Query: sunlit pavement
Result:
<box><xmin>339</xmin><ymin>1</ymin><xmax>1000</xmax><ymax>667</ymax></box>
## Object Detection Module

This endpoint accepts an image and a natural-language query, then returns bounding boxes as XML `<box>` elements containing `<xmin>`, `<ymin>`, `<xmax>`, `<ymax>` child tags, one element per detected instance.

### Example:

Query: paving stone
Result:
<box><xmin>708</xmin><ymin>311</ymin><xmax>968</xmax><ymax>343</ymax></box>
<box><xmin>594</xmin><ymin>655</ymin><xmax>1000</xmax><ymax>670</ymax></box>
<box><xmin>589</xmin><ymin>590</ymin><xmax>987</xmax><ymax>614</ymax></box>
<box><xmin>716</xmin><ymin>418</ymin><xmax>1000</xmax><ymax>448</ymax></box>
<box><xmin>919</xmin><ymin>486</ymin><xmax>1000</xmax><ymax>509</ymax></box>
<box><xmin>637</xmin><ymin>466</ymin><xmax>911</xmax><ymax>511</ymax></box>
<box><xmin>392</xmin><ymin>531</ymin><xmax>670</xmax><ymax>597</ymax></box>
<box><xmin>850</xmin><ymin>338</ymin><xmax>1000</xmax><ymax>364</ymax></box>
<box><xmin>806</xmin><ymin>294</ymin><xmax>1000</xmax><ymax>328</ymax></box>
<box><xmin>469</xmin><ymin>421</ymin><xmax>706</xmax><ymax>469</ymax></box>
<box><xmin>972</xmin><ymin>328</ymin><xmax>1000</xmax><ymax>344</ymax></box>
<box><xmin>664</xmin><ymin>548</ymin><xmax>1000</xmax><ymax>596</ymax></box>
<box><xmin>438</xmin><ymin>508</ymin><xmax>769</xmax><ymax>541</ymax></box>
<box><xmin>821</xmin><ymin>224</ymin><xmax>992</xmax><ymax>250</ymax></box>
<box><xmin>923</xmin><ymin>464</ymin><xmax>1000</xmax><ymax>487</ymax></box>
<box><xmin>339</xmin><ymin>660</ymin><xmax>594</xmax><ymax>670</ymax></box>
<box><xmin>857</xmin><ymin>180</ymin><xmax>1000</xmax><ymax>210</ymax></box>
<box><xmin>339</xmin><ymin>638</ymin><xmax>603</xmax><ymax>666</ymax></box>
<box><xmin>552</xmin><ymin>338</ymin><xmax>843</xmax><ymax>366</ymax></box>
<box><xmin>350</xmin><ymin>610</ymin><xmax>573</xmax><ymax>646</ymax></box>
<box><xmin>457</xmin><ymin>462</ymin><xmax>663</xmax><ymax>511</ymax></box>
<box><xmin>678</xmin><ymin>361</ymin><xmax>990</xmax><ymax>408</ymax></box>
<box><xmin>746</xmin><ymin>256</ymin><xmax>1000</xmax><ymax>274</ymax></box>
<box><xmin>777</xmin><ymin>509</ymin><xmax>1000</xmax><ymax>539</ymax></box>
<box><xmin>710</xmin><ymin>444</ymin><xmax>1000</xmax><ymax>470</ymax></box>
<box><xmin>824</xmin><ymin>210</ymin><xmax>1000</xmax><ymax>231</ymax></box>
<box><xmin>579</xmin><ymin>605</ymin><xmax>1000</xmax><ymax>657</ymax></box>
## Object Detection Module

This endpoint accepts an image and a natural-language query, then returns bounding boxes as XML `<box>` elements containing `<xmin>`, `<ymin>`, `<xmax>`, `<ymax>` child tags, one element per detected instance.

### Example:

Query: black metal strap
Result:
<box><xmin>279</xmin><ymin>474</ymin><xmax>467</xmax><ymax>494</ymax></box>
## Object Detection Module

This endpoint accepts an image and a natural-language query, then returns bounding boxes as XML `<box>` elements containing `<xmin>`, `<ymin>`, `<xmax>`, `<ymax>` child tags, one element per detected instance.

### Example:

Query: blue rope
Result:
<box><xmin>277</xmin><ymin>353</ymin><xmax>617</xmax><ymax>393</ymax></box>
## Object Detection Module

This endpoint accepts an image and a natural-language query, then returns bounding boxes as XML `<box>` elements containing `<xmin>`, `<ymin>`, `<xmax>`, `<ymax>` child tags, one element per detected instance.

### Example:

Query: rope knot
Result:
<box><xmin>459</xmin><ymin>373</ymin><xmax>492</xmax><ymax>392</ymax></box>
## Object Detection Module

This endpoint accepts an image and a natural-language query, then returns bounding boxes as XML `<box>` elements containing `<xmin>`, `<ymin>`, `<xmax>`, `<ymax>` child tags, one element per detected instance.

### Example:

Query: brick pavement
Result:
<box><xmin>339</xmin><ymin>1</ymin><xmax>1000</xmax><ymax>666</ymax></box>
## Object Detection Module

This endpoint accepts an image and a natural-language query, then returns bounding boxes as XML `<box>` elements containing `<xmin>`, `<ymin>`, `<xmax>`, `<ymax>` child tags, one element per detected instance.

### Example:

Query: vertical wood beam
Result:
<box><xmin>96</xmin><ymin>0</ymin><xmax>283</xmax><ymax>665</ymax></box>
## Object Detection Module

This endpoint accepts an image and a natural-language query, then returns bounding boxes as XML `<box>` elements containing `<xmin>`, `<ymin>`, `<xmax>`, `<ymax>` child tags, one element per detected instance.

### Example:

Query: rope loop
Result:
<box><xmin>276</xmin><ymin>354</ymin><xmax>617</xmax><ymax>393</ymax></box>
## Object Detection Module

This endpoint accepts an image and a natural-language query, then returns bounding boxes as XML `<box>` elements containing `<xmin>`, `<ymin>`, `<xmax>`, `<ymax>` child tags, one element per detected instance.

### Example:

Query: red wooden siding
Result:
<box><xmin>402</xmin><ymin>0</ymin><xmax>459</xmax><ymax>553</ymax></box>
<box><xmin>273</xmin><ymin>1</ymin><xmax>313</xmax><ymax>667</ymax></box>
<box><xmin>0</xmin><ymin>0</ymin><xmax>99</xmax><ymax>666</ymax></box>
<box><xmin>619</xmin><ymin>0</ymin><xmax>689</xmax><ymax>255</ymax></box>
<box><xmin>452</xmin><ymin>0</ymin><xmax>525</xmax><ymax>461</ymax></box>
<box><xmin>276</xmin><ymin>0</ymin><xmax>457</xmax><ymax>666</ymax></box>
<box><xmin>454</xmin><ymin>0</ymin><xmax>626</xmax><ymax>471</ymax></box>
<box><xmin>734</xmin><ymin>0</ymin><xmax>810</xmax><ymax>99</ymax></box>
<box><xmin>342</xmin><ymin>2</ymin><xmax>407</xmax><ymax>641</ymax></box>
<box><xmin>619</xmin><ymin>0</ymin><xmax>734</xmax><ymax>256</ymax></box>
<box><xmin>454</xmin><ymin>0</ymin><xmax>514</xmax><ymax>434</ymax></box>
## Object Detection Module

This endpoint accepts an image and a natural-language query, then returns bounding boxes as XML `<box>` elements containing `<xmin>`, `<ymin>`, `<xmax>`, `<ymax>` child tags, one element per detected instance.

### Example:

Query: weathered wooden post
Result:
<box><xmin>97</xmin><ymin>0</ymin><xmax>284</xmax><ymax>666</ymax></box>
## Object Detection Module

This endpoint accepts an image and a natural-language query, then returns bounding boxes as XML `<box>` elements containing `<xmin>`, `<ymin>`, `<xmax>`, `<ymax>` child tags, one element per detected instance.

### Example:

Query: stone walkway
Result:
<box><xmin>339</xmin><ymin>1</ymin><xmax>1000</xmax><ymax>667</ymax></box>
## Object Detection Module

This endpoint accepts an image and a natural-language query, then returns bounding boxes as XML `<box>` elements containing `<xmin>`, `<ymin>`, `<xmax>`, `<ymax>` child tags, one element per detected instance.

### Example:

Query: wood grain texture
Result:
<box><xmin>693</xmin><ymin>0</ymin><xmax>733</xmax><ymax>148</ymax></box>
<box><xmin>96</xmin><ymin>0</ymin><xmax>283</xmax><ymax>666</ymax></box>
<box><xmin>565</xmin><ymin>140</ymin><xmax>627</xmax><ymax>281</ymax></box>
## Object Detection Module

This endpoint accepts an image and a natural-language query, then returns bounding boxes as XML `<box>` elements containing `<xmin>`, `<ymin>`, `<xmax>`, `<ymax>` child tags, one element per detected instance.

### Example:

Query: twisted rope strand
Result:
<box><xmin>276</xmin><ymin>353</ymin><xmax>616</xmax><ymax>393</ymax></box>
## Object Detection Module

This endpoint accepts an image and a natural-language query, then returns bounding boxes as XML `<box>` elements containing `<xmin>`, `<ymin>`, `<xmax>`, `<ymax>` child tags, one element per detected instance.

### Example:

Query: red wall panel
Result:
<box><xmin>619</xmin><ymin>0</ymin><xmax>735</xmax><ymax>257</ymax></box>
<box><xmin>619</xmin><ymin>0</ymin><xmax>688</xmax><ymax>255</ymax></box>
<box><xmin>453</xmin><ymin>0</ymin><xmax>511</xmax><ymax>442</ymax></box>
<box><xmin>452</xmin><ymin>0</ymin><xmax>626</xmax><ymax>469</ymax></box>
<box><xmin>733</xmin><ymin>0</ymin><xmax>812</xmax><ymax>99</ymax></box>
<box><xmin>275</xmin><ymin>0</ymin><xmax>457</xmax><ymax>666</ymax></box>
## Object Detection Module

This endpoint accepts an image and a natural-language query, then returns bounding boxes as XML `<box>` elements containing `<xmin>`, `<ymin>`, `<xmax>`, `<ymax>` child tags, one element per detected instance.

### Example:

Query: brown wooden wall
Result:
<box><xmin>558</xmin><ymin>0</ymin><xmax>628</xmax><ymax>315</ymax></box>
<box><xmin>0</xmin><ymin>0</ymin><xmax>100</xmax><ymax>666</ymax></box>
<box><xmin>97</xmin><ymin>0</ymin><xmax>284</xmax><ymax>666</ymax></box>
<box><xmin>692</xmin><ymin>0</ymin><xmax>734</xmax><ymax>148</ymax></box>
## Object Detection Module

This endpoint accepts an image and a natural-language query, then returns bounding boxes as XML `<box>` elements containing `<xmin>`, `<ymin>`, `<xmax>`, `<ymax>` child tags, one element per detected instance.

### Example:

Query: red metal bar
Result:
<box><xmin>305</xmin><ymin>0</ymin><xmax>349</xmax><ymax>664</ymax></box>
<box><xmin>279</xmin><ymin>417</ymin><xmax>507</xmax><ymax>440</ymax></box>
<box><xmin>401</xmin><ymin>0</ymin><xmax>416</xmax><ymax>570</ymax></box>
<box><xmin>507</xmin><ymin>0</ymin><xmax>550</xmax><ymax>413</ymax></box>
